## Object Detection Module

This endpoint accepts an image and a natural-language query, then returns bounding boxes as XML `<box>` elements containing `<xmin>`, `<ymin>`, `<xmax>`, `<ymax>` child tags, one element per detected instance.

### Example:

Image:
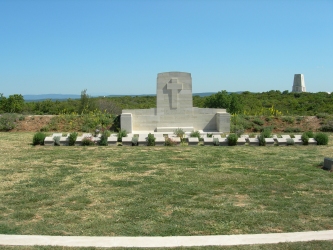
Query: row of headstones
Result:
<box><xmin>44</xmin><ymin>133</ymin><xmax>318</xmax><ymax>146</ymax></box>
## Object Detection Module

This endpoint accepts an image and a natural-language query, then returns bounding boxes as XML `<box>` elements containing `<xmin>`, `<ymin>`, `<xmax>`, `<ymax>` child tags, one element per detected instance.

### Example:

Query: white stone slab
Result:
<box><xmin>44</xmin><ymin>137</ymin><xmax>54</xmax><ymax>146</ymax></box>
<box><xmin>237</xmin><ymin>137</ymin><xmax>246</xmax><ymax>146</ymax></box>
<box><xmin>218</xmin><ymin>138</ymin><xmax>228</xmax><ymax>146</ymax></box>
<box><xmin>248</xmin><ymin>138</ymin><xmax>259</xmax><ymax>146</ymax></box>
<box><xmin>294</xmin><ymin>135</ymin><xmax>302</xmax><ymax>139</ymax></box>
<box><xmin>265</xmin><ymin>138</ymin><xmax>275</xmax><ymax>146</ymax></box>
<box><xmin>122</xmin><ymin>137</ymin><xmax>133</xmax><ymax>146</ymax></box>
<box><xmin>188</xmin><ymin>137</ymin><xmax>199</xmax><ymax>146</ymax></box>
<box><xmin>203</xmin><ymin>137</ymin><xmax>214</xmax><ymax>146</ymax></box>
<box><xmin>107</xmin><ymin>136</ymin><xmax>117</xmax><ymax>146</ymax></box>
<box><xmin>276</xmin><ymin>138</ymin><xmax>287</xmax><ymax>146</ymax></box>
<box><xmin>308</xmin><ymin>138</ymin><xmax>317</xmax><ymax>145</ymax></box>
<box><xmin>60</xmin><ymin>137</ymin><xmax>69</xmax><ymax>146</ymax></box>
<box><xmin>52</xmin><ymin>133</ymin><xmax>62</xmax><ymax>138</ymax></box>
<box><xmin>293</xmin><ymin>138</ymin><xmax>303</xmax><ymax>145</ymax></box>
<box><xmin>155</xmin><ymin>137</ymin><xmax>165</xmax><ymax>146</ymax></box>
<box><xmin>281</xmin><ymin>135</ymin><xmax>291</xmax><ymax>139</ymax></box>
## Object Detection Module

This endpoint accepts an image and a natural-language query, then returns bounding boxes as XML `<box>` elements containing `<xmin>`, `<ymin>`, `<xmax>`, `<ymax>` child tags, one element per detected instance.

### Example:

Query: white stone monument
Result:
<box><xmin>292</xmin><ymin>74</ymin><xmax>306</xmax><ymax>93</ymax></box>
<box><xmin>121</xmin><ymin>72</ymin><xmax>230</xmax><ymax>133</ymax></box>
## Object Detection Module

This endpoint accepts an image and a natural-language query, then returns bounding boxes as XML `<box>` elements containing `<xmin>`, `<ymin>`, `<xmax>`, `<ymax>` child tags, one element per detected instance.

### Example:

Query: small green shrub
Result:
<box><xmin>132</xmin><ymin>136</ymin><xmax>139</xmax><ymax>146</ymax></box>
<box><xmin>284</xmin><ymin>127</ymin><xmax>301</xmax><ymax>133</ymax></box>
<box><xmin>165</xmin><ymin>137</ymin><xmax>176</xmax><ymax>146</ymax></box>
<box><xmin>319</xmin><ymin>121</ymin><xmax>333</xmax><ymax>132</ymax></box>
<box><xmin>18</xmin><ymin>115</ymin><xmax>25</xmax><ymax>121</ymax></box>
<box><xmin>252</xmin><ymin>118</ymin><xmax>264</xmax><ymax>126</ymax></box>
<box><xmin>296</xmin><ymin>116</ymin><xmax>304</xmax><ymax>122</ymax></box>
<box><xmin>314</xmin><ymin>133</ymin><xmax>329</xmax><ymax>145</ymax></box>
<box><xmin>32</xmin><ymin>132</ymin><xmax>46</xmax><ymax>146</ymax></box>
<box><xmin>68</xmin><ymin>132</ymin><xmax>78</xmax><ymax>146</ymax></box>
<box><xmin>207</xmin><ymin>133</ymin><xmax>213</xmax><ymax>138</ymax></box>
<box><xmin>258</xmin><ymin>134</ymin><xmax>266</xmax><ymax>146</ymax></box>
<box><xmin>265</xmin><ymin>117</ymin><xmax>272</xmax><ymax>122</ymax></box>
<box><xmin>253</xmin><ymin>125</ymin><xmax>263</xmax><ymax>132</ymax></box>
<box><xmin>117</xmin><ymin>130</ymin><xmax>127</xmax><ymax>142</ymax></box>
<box><xmin>286</xmin><ymin>138</ymin><xmax>294</xmax><ymax>146</ymax></box>
<box><xmin>99</xmin><ymin>130</ymin><xmax>111</xmax><ymax>146</ymax></box>
<box><xmin>82</xmin><ymin>136</ymin><xmax>95</xmax><ymax>146</ymax></box>
<box><xmin>249</xmin><ymin>133</ymin><xmax>256</xmax><ymax>138</ymax></box>
<box><xmin>261</xmin><ymin>128</ymin><xmax>272</xmax><ymax>138</ymax></box>
<box><xmin>147</xmin><ymin>133</ymin><xmax>155</xmax><ymax>146</ymax></box>
<box><xmin>0</xmin><ymin>113</ymin><xmax>17</xmax><ymax>131</ymax></box>
<box><xmin>227</xmin><ymin>134</ymin><xmax>238</xmax><ymax>146</ymax></box>
<box><xmin>53</xmin><ymin>136</ymin><xmax>61</xmax><ymax>146</ymax></box>
<box><xmin>190</xmin><ymin>131</ymin><xmax>201</xmax><ymax>139</ymax></box>
<box><xmin>316</xmin><ymin>113</ymin><xmax>329</xmax><ymax>119</ymax></box>
<box><xmin>304</xmin><ymin>131</ymin><xmax>314</xmax><ymax>138</ymax></box>
<box><xmin>213</xmin><ymin>138</ymin><xmax>219</xmax><ymax>146</ymax></box>
<box><xmin>301</xmin><ymin>133</ymin><xmax>309</xmax><ymax>145</ymax></box>
<box><xmin>174</xmin><ymin>128</ymin><xmax>185</xmax><ymax>140</ymax></box>
<box><xmin>282</xmin><ymin>116</ymin><xmax>295</xmax><ymax>124</ymax></box>
<box><xmin>40</xmin><ymin>126</ymin><xmax>49</xmax><ymax>132</ymax></box>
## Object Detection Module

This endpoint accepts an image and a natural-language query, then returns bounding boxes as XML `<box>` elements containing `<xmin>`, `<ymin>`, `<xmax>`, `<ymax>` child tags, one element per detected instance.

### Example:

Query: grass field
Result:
<box><xmin>0</xmin><ymin>132</ymin><xmax>332</xmax><ymax>243</ymax></box>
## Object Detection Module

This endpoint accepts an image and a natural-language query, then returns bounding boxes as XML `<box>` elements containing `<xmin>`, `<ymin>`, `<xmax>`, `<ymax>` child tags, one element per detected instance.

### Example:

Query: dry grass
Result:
<box><xmin>0</xmin><ymin>132</ymin><xmax>332</xmax><ymax>238</ymax></box>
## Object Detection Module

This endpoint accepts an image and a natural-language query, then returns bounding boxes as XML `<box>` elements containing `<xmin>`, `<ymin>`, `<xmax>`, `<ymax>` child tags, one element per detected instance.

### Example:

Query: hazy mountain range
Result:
<box><xmin>23</xmin><ymin>92</ymin><xmax>219</xmax><ymax>101</ymax></box>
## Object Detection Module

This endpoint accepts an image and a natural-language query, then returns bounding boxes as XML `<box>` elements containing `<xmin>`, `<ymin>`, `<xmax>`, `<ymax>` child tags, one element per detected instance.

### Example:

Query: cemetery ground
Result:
<box><xmin>0</xmin><ymin>132</ymin><xmax>333</xmax><ymax>250</ymax></box>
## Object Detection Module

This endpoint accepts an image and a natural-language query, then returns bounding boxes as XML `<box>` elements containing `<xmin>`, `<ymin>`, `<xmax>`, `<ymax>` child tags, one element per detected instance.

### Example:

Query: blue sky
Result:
<box><xmin>1</xmin><ymin>0</ymin><xmax>332</xmax><ymax>96</ymax></box>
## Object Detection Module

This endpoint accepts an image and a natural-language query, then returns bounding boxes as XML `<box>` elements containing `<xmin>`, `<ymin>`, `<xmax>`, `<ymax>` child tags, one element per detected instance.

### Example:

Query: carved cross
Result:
<box><xmin>167</xmin><ymin>79</ymin><xmax>183</xmax><ymax>109</ymax></box>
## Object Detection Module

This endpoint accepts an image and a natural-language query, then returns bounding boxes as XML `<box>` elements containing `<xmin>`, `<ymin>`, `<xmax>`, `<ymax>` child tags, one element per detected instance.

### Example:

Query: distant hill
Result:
<box><xmin>23</xmin><ymin>92</ymin><xmax>245</xmax><ymax>101</ymax></box>
<box><xmin>24</xmin><ymin>94</ymin><xmax>81</xmax><ymax>101</ymax></box>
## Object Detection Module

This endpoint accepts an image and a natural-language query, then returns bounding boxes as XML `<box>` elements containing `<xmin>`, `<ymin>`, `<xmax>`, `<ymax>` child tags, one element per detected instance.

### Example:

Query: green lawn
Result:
<box><xmin>0</xmin><ymin>133</ymin><xmax>332</xmax><ymax>239</ymax></box>
<box><xmin>1</xmin><ymin>241</ymin><xmax>333</xmax><ymax>250</ymax></box>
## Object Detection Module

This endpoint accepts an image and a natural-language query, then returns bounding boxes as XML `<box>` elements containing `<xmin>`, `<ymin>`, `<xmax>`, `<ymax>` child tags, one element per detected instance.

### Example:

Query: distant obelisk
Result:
<box><xmin>292</xmin><ymin>74</ymin><xmax>306</xmax><ymax>93</ymax></box>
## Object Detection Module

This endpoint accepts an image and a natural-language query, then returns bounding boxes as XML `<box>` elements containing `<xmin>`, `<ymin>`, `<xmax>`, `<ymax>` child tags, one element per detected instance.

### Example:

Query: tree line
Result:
<box><xmin>1</xmin><ymin>90</ymin><xmax>333</xmax><ymax>116</ymax></box>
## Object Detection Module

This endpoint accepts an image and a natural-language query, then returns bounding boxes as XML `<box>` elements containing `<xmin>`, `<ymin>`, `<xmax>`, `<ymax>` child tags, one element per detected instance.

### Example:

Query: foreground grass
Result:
<box><xmin>1</xmin><ymin>240</ymin><xmax>333</xmax><ymax>249</ymax></box>
<box><xmin>0</xmin><ymin>132</ymin><xmax>332</xmax><ymax>237</ymax></box>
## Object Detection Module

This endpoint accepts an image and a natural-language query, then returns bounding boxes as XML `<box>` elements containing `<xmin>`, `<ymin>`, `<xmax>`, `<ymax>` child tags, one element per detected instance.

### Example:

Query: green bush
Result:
<box><xmin>282</xmin><ymin>116</ymin><xmax>295</xmax><ymax>124</ymax></box>
<box><xmin>207</xmin><ymin>133</ymin><xmax>213</xmax><ymax>138</ymax></box>
<box><xmin>253</xmin><ymin>125</ymin><xmax>263</xmax><ymax>132</ymax></box>
<box><xmin>301</xmin><ymin>133</ymin><xmax>309</xmax><ymax>145</ymax></box>
<box><xmin>0</xmin><ymin>113</ymin><xmax>17</xmax><ymax>131</ymax></box>
<box><xmin>132</xmin><ymin>136</ymin><xmax>139</xmax><ymax>146</ymax></box>
<box><xmin>261</xmin><ymin>128</ymin><xmax>272</xmax><ymax>138</ymax></box>
<box><xmin>258</xmin><ymin>134</ymin><xmax>266</xmax><ymax>146</ymax></box>
<box><xmin>99</xmin><ymin>130</ymin><xmax>111</xmax><ymax>146</ymax></box>
<box><xmin>227</xmin><ymin>134</ymin><xmax>238</xmax><ymax>146</ymax></box>
<box><xmin>165</xmin><ymin>137</ymin><xmax>176</xmax><ymax>146</ymax></box>
<box><xmin>174</xmin><ymin>128</ymin><xmax>185</xmax><ymax>141</ymax></box>
<box><xmin>319</xmin><ymin>121</ymin><xmax>333</xmax><ymax>132</ymax></box>
<box><xmin>117</xmin><ymin>130</ymin><xmax>127</xmax><ymax>142</ymax></box>
<box><xmin>252</xmin><ymin>118</ymin><xmax>264</xmax><ymax>126</ymax></box>
<box><xmin>316</xmin><ymin>113</ymin><xmax>329</xmax><ymax>119</ymax></box>
<box><xmin>303</xmin><ymin>131</ymin><xmax>314</xmax><ymax>138</ymax></box>
<box><xmin>81</xmin><ymin>136</ymin><xmax>95</xmax><ymax>146</ymax></box>
<box><xmin>147</xmin><ymin>133</ymin><xmax>155</xmax><ymax>146</ymax></box>
<box><xmin>190</xmin><ymin>130</ymin><xmax>201</xmax><ymax>139</ymax></box>
<box><xmin>32</xmin><ymin>132</ymin><xmax>46</xmax><ymax>145</ymax></box>
<box><xmin>286</xmin><ymin>138</ymin><xmax>294</xmax><ymax>146</ymax></box>
<box><xmin>314</xmin><ymin>133</ymin><xmax>329</xmax><ymax>145</ymax></box>
<box><xmin>68</xmin><ymin>132</ymin><xmax>78</xmax><ymax>146</ymax></box>
<box><xmin>284</xmin><ymin>127</ymin><xmax>301</xmax><ymax>133</ymax></box>
<box><xmin>53</xmin><ymin>136</ymin><xmax>60</xmax><ymax>146</ymax></box>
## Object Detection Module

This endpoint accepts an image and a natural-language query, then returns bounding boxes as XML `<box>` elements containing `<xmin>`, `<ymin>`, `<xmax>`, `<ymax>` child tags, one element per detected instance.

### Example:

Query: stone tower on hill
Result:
<box><xmin>292</xmin><ymin>74</ymin><xmax>306</xmax><ymax>93</ymax></box>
